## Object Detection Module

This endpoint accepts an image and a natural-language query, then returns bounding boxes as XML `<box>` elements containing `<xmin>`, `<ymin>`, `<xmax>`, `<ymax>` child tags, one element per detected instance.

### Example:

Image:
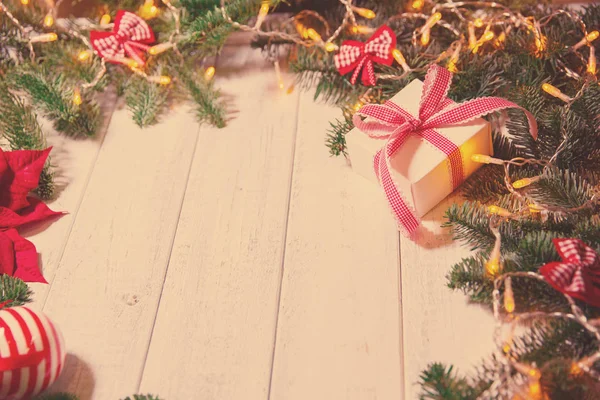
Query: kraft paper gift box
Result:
<box><xmin>345</xmin><ymin>78</ymin><xmax>493</xmax><ymax>218</ymax></box>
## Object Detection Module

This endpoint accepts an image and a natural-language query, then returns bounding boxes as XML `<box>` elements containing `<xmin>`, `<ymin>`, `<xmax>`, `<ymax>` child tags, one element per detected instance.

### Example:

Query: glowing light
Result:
<box><xmin>488</xmin><ymin>205</ymin><xmax>512</xmax><ymax>217</ymax></box>
<box><xmin>306</xmin><ymin>28</ymin><xmax>322</xmax><ymax>42</ymax></box>
<box><xmin>352</xmin><ymin>101</ymin><xmax>364</xmax><ymax>112</ymax></box>
<box><xmin>100</xmin><ymin>14</ymin><xmax>111</xmax><ymax>25</ymax></box>
<box><xmin>504</xmin><ymin>277</ymin><xmax>515</xmax><ymax>313</ymax></box>
<box><xmin>494</xmin><ymin>31</ymin><xmax>506</xmax><ymax>48</ymax></box>
<box><xmin>420</xmin><ymin>29</ymin><xmax>430</xmax><ymax>46</ymax></box>
<box><xmin>512</xmin><ymin>176</ymin><xmax>540</xmax><ymax>189</ymax></box>
<box><xmin>502</xmin><ymin>343</ymin><xmax>511</xmax><ymax>353</ymax></box>
<box><xmin>73</xmin><ymin>88</ymin><xmax>82</xmax><ymax>106</ymax></box>
<box><xmin>481</xmin><ymin>31</ymin><xmax>495</xmax><ymax>42</ymax></box>
<box><xmin>44</xmin><ymin>14</ymin><xmax>54</xmax><ymax>27</ymax></box>
<box><xmin>485</xmin><ymin>258</ymin><xmax>501</xmax><ymax>277</ymax></box>
<box><xmin>468</xmin><ymin>23</ymin><xmax>477</xmax><ymax>50</ymax></box>
<box><xmin>528</xmin><ymin>203</ymin><xmax>545</xmax><ymax>213</ymax></box>
<box><xmin>112</xmin><ymin>57</ymin><xmax>139</xmax><ymax>68</ymax></box>
<box><xmin>446</xmin><ymin>44</ymin><xmax>461</xmax><ymax>73</ymax></box>
<box><xmin>573</xmin><ymin>30</ymin><xmax>599</xmax><ymax>50</ymax></box>
<box><xmin>570</xmin><ymin>362</ymin><xmax>583</xmax><ymax>376</ymax></box>
<box><xmin>423</xmin><ymin>12</ymin><xmax>442</xmax><ymax>31</ymax></box>
<box><xmin>20</xmin><ymin>0</ymin><xmax>29</xmax><ymax>5</ymax></box>
<box><xmin>351</xmin><ymin>25</ymin><xmax>374</xmax><ymax>35</ymax></box>
<box><xmin>78</xmin><ymin>50</ymin><xmax>93</xmax><ymax>62</ymax></box>
<box><xmin>528</xmin><ymin>368</ymin><xmax>542</xmax><ymax>380</ymax></box>
<box><xmin>139</xmin><ymin>0</ymin><xmax>159</xmax><ymax>19</ymax></box>
<box><xmin>411</xmin><ymin>0</ymin><xmax>424</xmax><ymax>11</ymax></box>
<box><xmin>542</xmin><ymin>83</ymin><xmax>571</xmax><ymax>102</ymax></box>
<box><xmin>274</xmin><ymin>61</ymin><xmax>284</xmax><ymax>90</ymax></box>
<box><xmin>30</xmin><ymin>33</ymin><xmax>58</xmax><ymax>43</ymax></box>
<box><xmin>588</xmin><ymin>46</ymin><xmax>597</xmax><ymax>75</ymax></box>
<box><xmin>351</xmin><ymin>6</ymin><xmax>376</xmax><ymax>19</ymax></box>
<box><xmin>474</xmin><ymin>18</ymin><xmax>484</xmax><ymax>28</ymax></box>
<box><xmin>149</xmin><ymin>42</ymin><xmax>174</xmax><ymax>55</ymax></box>
<box><xmin>529</xmin><ymin>380</ymin><xmax>541</xmax><ymax>397</ymax></box>
<box><xmin>471</xmin><ymin>154</ymin><xmax>504</xmax><ymax>165</ymax></box>
<box><xmin>324</xmin><ymin>42</ymin><xmax>338</xmax><ymax>52</ymax></box>
<box><xmin>392</xmin><ymin>48</ymin><xmax>410</xmax><ymax>72</ymax></box>
<box><xmin>204</xmin><ymin>66</ymin><xmax>215</xmax><ymax>81</ymax></box>
<box><xmin>534</xmin><ymin>34</ymin><xmax>546</xmax><ymax>55</ymax></box>
<box><xmin>255</xmin><ymin>1</ymin><xmax>270</xmax><ymax>29</ymax></box>
<box><xmin>295</xmin><ymin>22</ymin><xmax>309</xmax><ymax>39</ymax></box>
<box><xmin>148</xmin><ymin>75</ymin><xmax>171</xmax><ymax>85</ymax></box>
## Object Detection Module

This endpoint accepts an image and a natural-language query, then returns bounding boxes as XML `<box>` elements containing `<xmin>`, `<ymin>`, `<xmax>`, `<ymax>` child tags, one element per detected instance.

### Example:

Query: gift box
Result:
<box><xmin>345</xmin><ymin>64</ymin><xmax>537</xmax><ymax>236</ymax></box>
<box><xmin>346</xmin><ymin>78</ymin><xmax>493</xmax><ymax>218</ymax></box>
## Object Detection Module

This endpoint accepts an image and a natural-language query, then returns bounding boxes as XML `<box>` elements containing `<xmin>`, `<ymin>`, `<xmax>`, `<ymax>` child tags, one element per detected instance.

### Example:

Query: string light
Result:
<box><xmin>148</xmin><ymin>75</ymin><xmax>172</xmax><ymax>85</ymax></box>
<box><xmin>472</xmin><ymin>31</ymin><xmax>494</xmax><ymax>53</ymax></box>
<box><xmin>468</xmin><ymin>22</ymin><xmax>477</xmax><ymax>50</ymax></box>
<box><xmin>112</xmin><ymin>57</ymin><xmax>139</xmax><ymax>68</ymax></box>
<box><xmin>43</xmin><ymin>14</ymin><xmax>54</xmax><ymax>27</ymax></box>
<box><xmin>471</xmin><ymin>154</ymin><xmax>504</xmax><ymax>165</ymax></box>
<box><xmin>351</xmin><ymin>6</ymin><xmax>376</xmax><ymax>19</ymax></box>
<box><xmin>149</xmin><ymin>42</ymin><xmax>174</xmax><ymax>55</ymax></box>
<box><xmin>139</xmin><ymin>0</ymin><xmax>159</xmax><ymax>19</ymax></box>
<box><xmin>30</xmin><ymin>33</ymin><xmax>58</xmax><ymax>43</ymax></box>
<box><xmin>494</xmin><ymin>31</ymin><xmax>506</xmax><ymax>48</ymax></box>
<box><xmin>100</xmin><ymin>14</ymin><xmax>111</xmax><ymax>26</ymax></box>
<box><xmin>306</xmin><ymin>28</ymin><xmax>322</xmax><ymax>42</ymax></box>
<box><xmin>204</xmin><ymin>66</ymin><xmax>215</xmax><ymax>81</ymax></box>
<box><xmin>420</xmin><ymin>29</ymin><xmax>430</xmax><ymax>46</ymax></box>
<box><xmin>274</xmin><ymin>60</ymin><xmax>284</xmax><ymax>90</ymax></box>
<box><xmin>528</xmin><ymin>203</ymin><xmax>545</xmax><ymax>213</ymax></box>
<box><xmin>446</xmin><ymin>43</ymin><xmax>461</xmax><ymax>73</ymax></box>
<box><xmin>324</xmin><ymin>42</ymin><xmax>338</xmax><ymax>52</ymax></box>
<box><xmin>570</xmin><ymin>362</ymin><xmax>583</xmax><ymax>376</ymax></box>
<box><xmin>391</xmin><ymin>48</ymin><xmax>410</xmax><ymax>72</ymax></box>
<box><xmin>488</xmin><ymin>205</ymin><xmax>512</xmax><ymax>217</ymax></box>
<box><xmin>78</xmin><ymin>50</ymin><xmax>93</xmax><ymax>62</ymax></box>
<box><xmin>512</xmin><ymin>176</ymin><xmax>540</xmax><ymax>189</ymax></box>
<box><xmin>541</xmin><ymin>83</ymin><xmax>571</xmax><ymax>102</ymax></box>
<box><xmin>534</xmin><ymin>33</ymin><xmax>547</xmax><ymax>56</ymax></box>
<box><xmin>351</xmin><ymin>25</ymin><xmax>374</xmax><ymax>35</ymax></box>
<box><xmin>474</xmin><ymin>18</ymin><xmax>484</xmax><ymax>28</ymax></box>
<box><xmin>72</xmin><ymin>87</ymin><xmax>82</xmax><ymax>106</ymax></box>
<box><xmin>504</xmin><ymin>277</ymin><xmax>515</xmax><ymax>313</ymax></box>
<box><xmin>486</xmin><ymin>232</ymin><xmax>503</xmax><ymax>276</ymax></box>
<box><xmin>295</xmin><ymin>22</ymin><xmax>309</xmax><ymax>39</ymax></box>
<box><xmin>254</xmin><ymin>1</ymin><xmax>270</xmax><ymax>29</ymax></box>
<box><xmin>411</xmin><ymin>0</ymin><xmax>424</xmax><ymax>11</ymax></box>
<box><xmin>573</xmin><ymin>30</ymin><xmax>599</xmax><ymax>50</ymax></box>
<box><xmin>588</xmin><ymin>46</ymin><xmax>597</xmax><ymax>75</ymax></box>
<box><xmin>20</xmin><ymin>0</ymin><xmax>29</xmax><ymax>5</ymax></box>
<box><xmin>422</xmin><ymin>12</ymin><xmax>442</xmax><ymax>31</ymax></box>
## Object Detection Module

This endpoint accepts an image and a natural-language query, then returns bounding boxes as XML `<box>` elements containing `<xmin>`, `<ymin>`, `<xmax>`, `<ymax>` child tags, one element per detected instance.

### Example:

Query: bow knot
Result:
<box><xmin>334</xmin><ymin>25</ymin><xmax>396</xmax><ymax>86</ymax></box>
<box><xmin>90</xmin><ymin>10</ymin><xmax>155</xmax><ymax>66</ymax></box>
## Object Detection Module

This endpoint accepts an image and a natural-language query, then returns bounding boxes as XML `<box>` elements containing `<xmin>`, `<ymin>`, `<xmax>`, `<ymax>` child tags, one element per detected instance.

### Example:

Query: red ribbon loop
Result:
<box><xmin>352</xmin><ymin>64</ymin><xmax>538</xmax><ymax>237</ymax></box>
<box><xmin>90</xmin><ymin>10</ymin><xmax>155</xmax><ymax>66</ymax></box>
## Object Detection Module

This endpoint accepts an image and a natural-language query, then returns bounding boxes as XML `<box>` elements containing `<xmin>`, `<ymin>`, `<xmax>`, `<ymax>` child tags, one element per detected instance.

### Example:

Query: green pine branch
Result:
<box><xmin>0</xmin><ymin>276</ymin><xmax>33</xmax><ymax>306</ymax></box>
<box><xmin>125</xmin><ymin>77</ymin><xmax>168</xmax><ymax>128</ymax></box>
<box><xmin>178</xmin><ymin>66</ymin><xmax>226</xmax><ymax>128</ymax></box>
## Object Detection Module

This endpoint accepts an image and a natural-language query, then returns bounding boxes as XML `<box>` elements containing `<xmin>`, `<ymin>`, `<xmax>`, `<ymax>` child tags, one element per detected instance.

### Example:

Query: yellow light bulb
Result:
<box><xmin>44</xmin><ymin>14</ymin><xmax>54</xmax><ymax>27</ymax></box>
<box><xmin>391</xmin><ymin>48</ymin><xmax>410</xmax><ymax>71</ymax></box>
<box><xmin>204</xmin><ymin>66</ymin><xmax>215</xmax><ymax>81</ymax></box>
<box><xmin>446</xmin><ymin>44</ymin><xmax>461</xmax><ymax>73</ymax></box>
<box><xmin>100</xmin><ymin>14</ymin><xmax>111</xmax><ymax>25</ymax></box>
<box><xmin>488</xmin><ymin>205</ymin><xmax>512</xmax><ymax>217</ymax></box>
<box><xmin>73</xmin><ymin>88</ymin><xmax>82</xmax><ymax>106</ymax></box>
<box><xmin>528</xmin><ymin>368</ymin><xmax>542</xmax><ymax>380</ymax></box>
<box><xmin>573</xmin><ymin>30</ymin><xmax>599</xmax><ymax>50</ymax></box>
<box><xmin>588</xmin><ymin>47</ymin><xmax>597</xmax><ymax>75</ymax></box>
<box><xmin>420</xmin><ymin>29</ymin><xmax>430</xmax><ymax>46</ymax></box>
<box><xmin>534</xmin><ymin>34</ymin><xmax>546</xmax><ymax>55</ymax></box>
<box><xmin>471</xmin><ymin>154</ymin><xmax>504</xmax><ymax>165</ymax></box>
<box><xmin>306</xmin><ymin>28</ymin><xmax>322</xmax><ymax>42</ymax></box>
<box><xmin>495</xmin><ymin>31</ymin><xmax>506</xmax><ymax>48</ymax></box>
<box><xmin>468</xmin><ymin>23</ymin><xmax>477</xmax><ymax>50</ymax></box>
<box><xmin>295</xmin><ymin>22</ymin><xmax>308</xmax><ymax>39</ymax></box>
<box><xmin>570</xmin><ymin>362</ymin><xmax>583</xmax><ymax>376</ymax></box>
<box><xmin>20</xmin><ymin>0</ymin><xmax>29</xmax><ymax>5</ymax></box>
<box><xmin>504</xmin><ymin>277</ymin><xmax>515</xmax><ymax>313</ymax></box>
<box><xmin>411</xmin><ymin>0</ymin><xmax>424</xmax><ymax>11</ymax></box>
<box><xmin>502</xmin><ymin>343</ymin><xmax>511</xmax><ymax>353</ymax></box>
<box><xmin>324</xmin><ymin>42</ymin><xmax>338</xmax><ymax>52</ymax></box>
<box><xmin>78</xmin><ymin>50</ymin><xmax>93</xmax><ymax>62</ymax></box>
<box><xmin>528</xmin><ymin>203</ymin><xmax>545</xmax><ymax>213</ymax></box>
<box><xmin>159</xmin><ymin>76</ymin><xmax>171</xmax><ymax>85</ymax></box>
<box><xmin>542</xmin><ymin>83</ymin><xmax>571</xmax><ymax>102</ymax></box>
<box><xmin>274</xmin><ymin>60</ymin><xmax>284</xmax><ymax>90</ymax></box>
<box><xmin>529</xmin><ymin>380</ymin><xmax>541</xmax><ymax>397</ymax></box>
<box><xmin>481</xmin><ymin>31</ymin><xmax>495</xmax><ymax>42</ymax></box>
<box><xmin>352</xmin><ymin>6</ymin><xmax>376</xmax><ymax>19</ymax></box>
<box><xmin>428</xmin><ymin>12</ymin><xmax>442</xmax><ymax>25</ymax></box>
<box><xmin>352</xmin><ymin>101</ymin><xmax>364</xmax><ymax>112</ymax></box>
<box><xmin>447</xmin><ymin>60</ymin><xmax>457</xmax><ymax>73</ymax></box>
<box><xmin>351</xmin><ymin>25</ymin><xmax>373</xmax><ymax>35</ymax></box>
<box><xmin>474</xmin><ymin>18</ymin><xmax>484</xmax><ymax>28</ymax></box>
<box><xmin>512</xmin><ymin>176</ymin><xmax>540</xmax><ymax>189</ymax></box>
<box><xmin>485</xmin><ymin>258</ymin><xmax>501</xmax><ymax>277</ymax></box>
<box><xmin>30</xmin><ymin>33</ymin><xmax>58</xmax><ymax>43</ymax></box>
<box><xmin>149</xmin><ymin>42</ymin><xmax>174</xmax><ymax>55</ymax></box>
<box><xmin>258</xmin><ymin>2</ymin><xmax>269</xmax><ymax>16</ymax></box>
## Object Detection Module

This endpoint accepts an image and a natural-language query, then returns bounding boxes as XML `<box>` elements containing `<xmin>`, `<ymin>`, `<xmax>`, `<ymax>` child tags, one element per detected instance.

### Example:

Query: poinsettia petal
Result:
<box><xmin>0</xmin><ymin>197</ymin><xmax>63</xmax><ymax>229</ymax></box>
<box><xmin>0</xmin><ymin>148</ymin><xmax>52</xmax><ymax>212</ymax></box>
<box><xmin>0</xmin><ymin>230</ymin><xmax>16</xmax><ymax>276</ymax></box>
<box><xmin>3</xmin><ymin>229</ymin><xmax>47</xmax><ymax>283</ymax></box>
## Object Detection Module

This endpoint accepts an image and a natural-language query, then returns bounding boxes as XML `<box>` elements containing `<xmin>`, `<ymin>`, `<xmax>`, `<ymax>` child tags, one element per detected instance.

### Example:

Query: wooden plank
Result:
<box><xmin>138</xmin><ymin>48</ymin><xmax>300</xmax><ymax>399</ymax></box>
<box><xmin>268</xmin><ymin>91</ymin><xmax>403</xmax><ymax>400</ymax></box>
<box><xmin>41</xmin><ymin>100</ymin><xmax>200</xmax><ymax>399</ymax></box>
<box><xmin>23</xmin><ymin>90</ymin><xmax>118</xmax><ymax>305</ymax></box>
<box><xmin>400</xmin><ymin>197</ymin><xmax>496</xmax><ymax>399</ymax></box>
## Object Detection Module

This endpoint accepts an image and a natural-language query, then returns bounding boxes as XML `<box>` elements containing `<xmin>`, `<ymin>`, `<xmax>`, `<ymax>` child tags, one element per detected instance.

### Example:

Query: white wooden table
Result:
<box><xmin>24</xmin><ymin>40</ymin><xmax>496</xmax><ymax>400</ymax></box>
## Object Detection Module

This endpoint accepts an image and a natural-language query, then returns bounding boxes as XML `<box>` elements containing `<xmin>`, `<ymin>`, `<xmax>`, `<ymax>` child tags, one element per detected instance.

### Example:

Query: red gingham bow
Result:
<box><xmin>90</xmin><ymin>10</ymin><xmax>155</xmax><ymax>66</ymax></box>
<box><xmin>353</xmin><ymin>64</ymin><xmax>538</xmax><ymax>236</ymax></box>
<box><xmin>334</xmin><ymin>25</ymin><xmax>396</xmax><ymax>86</ymax></box>
<box><xmin>540</xmin><ymin>239</ymin><xmax>600</xmax><ymax>307</ymax></box>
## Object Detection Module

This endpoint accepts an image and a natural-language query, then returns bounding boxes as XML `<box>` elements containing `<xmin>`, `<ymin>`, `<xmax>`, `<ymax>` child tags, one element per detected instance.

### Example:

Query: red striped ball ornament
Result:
<box><xmin>0</xmin><ymin>306</ymin><xmax>65</xmax><ymax>399</ymax></box>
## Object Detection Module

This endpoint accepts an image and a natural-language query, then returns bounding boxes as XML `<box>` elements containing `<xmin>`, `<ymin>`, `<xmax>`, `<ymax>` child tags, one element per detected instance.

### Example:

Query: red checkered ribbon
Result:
<box><xmin>353</xmin><ymin>64</ymin><xmax>538</xmax><ymax>236</ymax></box>
<box><xmin>90</xmin><ymin>10</ymin><xmax>155</xmax><ymax>66</ymax></box>
<box><xmin>540</xmin><ymin>239</ymin><xmax>600</xmax><ymax>307</ymax></box>
<box><xmin>334</xmin><ymin>25</ymin><xmax>395</xmax><ymax>86</ymax></box>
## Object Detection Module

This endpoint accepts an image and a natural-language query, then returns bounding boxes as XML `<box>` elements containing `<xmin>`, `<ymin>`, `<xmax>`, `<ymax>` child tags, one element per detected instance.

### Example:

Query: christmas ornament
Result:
<box><xmin>350</xmin><ymin>64</ymin><xmax>537</xmax><ymax>236</ymax></box>
<box><xmin>540</xmin><ymin>239</ymin><xmax>600</xmax><ymax>307</ymax></box>
<box><xmin>0</xmin><ymin>305</ymin><xmax>66</xmax><ymax>399</ymax></box>
<box><xmin>90</xmin><ymin>10</ymin><xmax>155</xmax><ymax>67</ymax></box>
<box><xmin>0</xmin><ymin>148</ymin><xmax>63</xmax><ymax>283</ymax></box>
<box><xmin>334</xmin><ymin>25</ymin><xmax>396</xmax><ymax>86</ymax></box>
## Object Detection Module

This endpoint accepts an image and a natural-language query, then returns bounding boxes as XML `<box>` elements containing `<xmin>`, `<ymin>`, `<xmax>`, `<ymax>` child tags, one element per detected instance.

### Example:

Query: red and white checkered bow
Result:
<box><xmin>540</xmin><ymin>238</ymin><xmax>600</xmax><ymax>307</ymax></box>
<box><xmin>353</xmin><ymin>64</ymin><xmax>538</xmax><ymax>236</ymax></box>
<box><xmin>334</xmin><ymin>25</ymin><xmax>396</xmax><ymax>86</ymax></box>
<box><xmin>90</xmin><ymin>10</ymin><xmax>155</xmax><ymax>66</ymax></box>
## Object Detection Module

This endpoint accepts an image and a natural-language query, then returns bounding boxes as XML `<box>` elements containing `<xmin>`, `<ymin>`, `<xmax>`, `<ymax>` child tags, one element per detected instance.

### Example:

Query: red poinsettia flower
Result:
<box><xmin>0</xmin><ymin>148</ymin><xmax>64</xmax><ymax>283</ymax></box>
<box><xmin>539</xmin><ymin>238</ymin><xmax>600</xmax><ymax>308</ymax></box>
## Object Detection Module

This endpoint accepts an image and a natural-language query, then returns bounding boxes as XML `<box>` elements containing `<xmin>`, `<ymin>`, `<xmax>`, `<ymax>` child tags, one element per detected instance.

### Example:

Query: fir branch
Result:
<box><xmin>121</xmin><ymin>395</ymin><xmax>164</xmax><ymax>400</ymax></box>
<box><xmin>125</xmin><ymin>78</ymin><xmax>168</xmax><ymax>128</ymax></box>
<box><xmin>179</xmin><ymin>67</ymin><xmax>226</xmax><ymax>128</ymax></box>
<box><xmin>529</xmin><ymin>167</ymin><xmax>594</xmax><ymax>210</ymax></box>
<box><xmin>418</xmin><ymin>363</ymin><xmax>477</xmax><ymax>400</ymax></box>
<box><xmin>0</xmin><ymin>276</ymin><xmax>33</xmax><ymax>306</ymax></box>
<box><xmin>326</xmin><ymin>116</ymin><xmax>353</xmax><ymax>156</ymax></box>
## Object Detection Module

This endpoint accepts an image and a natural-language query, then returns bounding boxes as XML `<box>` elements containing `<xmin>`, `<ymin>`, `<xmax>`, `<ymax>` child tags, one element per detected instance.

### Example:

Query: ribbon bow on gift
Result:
<box><xmin>540</xmin><ymin>239</ymin><xmax>600</xmax><ymax>307</ymax></box>
<box><xmin>90</xmin><ymin>10</ymin><xmax>155</xmax><ymax>66</ymax></box>
<box><xmin>353</xmin><ymin>64</ymin><xmax>538</xmax><ymax>236</ymax></box>
<box><xmin>334</xmin><ymin>25</ymin><xmax>396</xmax><ymax>86</ymax></box>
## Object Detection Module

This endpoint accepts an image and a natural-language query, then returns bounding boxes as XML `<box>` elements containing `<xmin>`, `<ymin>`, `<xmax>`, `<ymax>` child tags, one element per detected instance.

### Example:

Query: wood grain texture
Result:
<box><xmin>400</xmin><ymin>197</ymin><xmax>496</xmax><ymax>399</ymax></box>
<box><xmin>138</xmin><ymin>48</ymin><xmax>300</xmax><ymax>399</ymax></box>
<box><xmin>41</xmin><ymin>101</ymin><xmax>200</xmax><ymax>399</ymax></box>
<box><xmin>268</xmin><ymin>90</ymin><xmax>403</xmax><ymax>400</ymax></box>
